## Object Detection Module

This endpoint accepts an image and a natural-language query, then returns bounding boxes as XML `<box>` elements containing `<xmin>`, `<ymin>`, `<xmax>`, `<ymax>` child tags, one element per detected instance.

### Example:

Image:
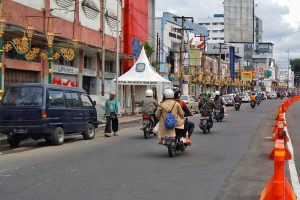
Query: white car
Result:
<box><xmin>241</xmin><ymin>93</ymin><xmax>250</xmax><ymax>102</ymax></box>
<box><xmin>180</xmin><ymin>95</ymin><xmax>198</xmax><ymax>113</ymax></box>
<box><xmin>269</xmin><ymin>92</ymin><xmax>277</xmax><ymax>99</ymax></box>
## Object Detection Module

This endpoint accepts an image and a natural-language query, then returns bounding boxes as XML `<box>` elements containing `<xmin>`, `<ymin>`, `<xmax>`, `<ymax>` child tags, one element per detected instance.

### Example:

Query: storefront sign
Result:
<box><xmin>83</xmin><ymin>69</ymin><xmax>97</xmax><ymax>77</ymax></box>
<box><xmin>264</xmin><ymin>70</ymin><xmax>272</xmax><ymax>78</ymax></box>
<box><xmin>104</xmin><ymin>72</ymin><xmax>116</xmax><ymax>79</ymax></box>
<box><xmin>258</xmin><ymin>68</ymin><xmax>264</xmax><ymax>73</ymax></box>
<box><xmin>242</xmin><ymin>71</ymin><xmax>253</xmax><ymax>82</ymax></box>
<box><xmin>53</xmin><ymin>65</ymin><xmax>79</xmax><ymax>75</ymax></box>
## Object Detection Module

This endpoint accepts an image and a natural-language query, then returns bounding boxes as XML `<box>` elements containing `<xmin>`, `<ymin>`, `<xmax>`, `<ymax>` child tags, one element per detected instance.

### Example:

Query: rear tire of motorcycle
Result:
<box><xmin>168</xmin><ymin>142</ymin><xmax>175</xmax><ymax>157</ymax></box>
<box><xmin>203</xmin><ymin>124</ymin><xmax>208</xmax><ymax>134</ymax></box>
<box><xmin>143</xmin><ymin>128</ymin><xmax>149</xmax><ymax>139</ymax></box>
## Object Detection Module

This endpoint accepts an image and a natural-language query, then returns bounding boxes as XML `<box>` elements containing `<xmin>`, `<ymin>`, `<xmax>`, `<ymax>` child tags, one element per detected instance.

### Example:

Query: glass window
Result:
<box><xmin>84</xmin><ymin>56</ymin><xmax>92</xmax><ymax>69</ymax></box>
<box><xmin>2</xmin><ymin>87</ymin><xmax>43</xmax><ymax>107</ymax></box>
<box><xmin>65</xmin><ymin>92</ymin><xmax>82</xmax><ymax>108</ymax></box>
<box><xmin>49</xmin><ymin>90</ymin><xmax>65</xmax><ymax>107</ymax></box>
<box><xmin>80</xmin><ymin>94</ymin><xmax>93</xmax><ymax>107</ymax></box>
<box><xmin>180</xmin><ymin>95</ymin><xmax>188</xmax><ymax>100</ymax></box>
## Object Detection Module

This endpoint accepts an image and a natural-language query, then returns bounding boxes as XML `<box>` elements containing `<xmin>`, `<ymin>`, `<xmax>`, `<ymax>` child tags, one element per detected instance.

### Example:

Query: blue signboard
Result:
<box><xmin>132</xmin><ymin>39</ymin><xmax>141</xmax><ymax>57</ymax></box>
<box><xmin>229</xmin><ymin>46</ymin><xmax>235</xmax><ymax>80</ymax></box>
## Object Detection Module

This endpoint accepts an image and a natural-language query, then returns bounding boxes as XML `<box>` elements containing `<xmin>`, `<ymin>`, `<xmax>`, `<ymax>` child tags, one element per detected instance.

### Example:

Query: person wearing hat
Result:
<box><xmin>104</xmin><ymin>92</ymin><xmax>119</xmax><ymax>137</ymax></box>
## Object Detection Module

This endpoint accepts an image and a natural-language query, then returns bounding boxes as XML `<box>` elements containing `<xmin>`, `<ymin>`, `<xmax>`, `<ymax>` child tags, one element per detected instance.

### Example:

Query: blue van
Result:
<box><xmin>0</xmin><ymin>83</ymin><xmax>99</xmax><ymax>147</ymax></box>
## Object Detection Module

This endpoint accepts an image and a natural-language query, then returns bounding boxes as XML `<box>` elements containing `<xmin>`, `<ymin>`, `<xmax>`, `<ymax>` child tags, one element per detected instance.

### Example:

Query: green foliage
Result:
<box><xmin>143</xmin><ymin>42</ymin><xmax>155</xmax><ymax>58</ymax></box>
<box><xmin>290</xmin><ymin>58</ymin><xmax>300</xmax><ymax>72</ymax></box>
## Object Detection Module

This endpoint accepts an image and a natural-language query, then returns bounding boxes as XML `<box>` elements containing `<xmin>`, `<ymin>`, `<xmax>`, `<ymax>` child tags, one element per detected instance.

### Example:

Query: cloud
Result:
<box><xmin>156</xmin><ymin>0</ymin><xmax>300</xmax><ymax>68</ymax></box>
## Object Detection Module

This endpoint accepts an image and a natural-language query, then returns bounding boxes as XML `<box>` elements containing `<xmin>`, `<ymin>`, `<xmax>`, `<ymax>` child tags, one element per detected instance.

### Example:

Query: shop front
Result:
<box><xmin>82</xmin><ymin>69</ymin><xmax>97</xmax><ymax>95</ymax></box>
<box><xmin>4</xmin><ymin>68</ymin><xmax>39</xmax><ymax>88</ymax></box>
<box><xmin>52</xmin><ymin>65</ymin><xmax>79</xmax><ymax>87</ymax></box>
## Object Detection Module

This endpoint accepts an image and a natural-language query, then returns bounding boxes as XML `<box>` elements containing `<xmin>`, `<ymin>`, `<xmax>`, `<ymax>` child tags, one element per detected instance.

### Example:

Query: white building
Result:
<box><xmin>198</xmin><ymin>14</ymin><xmax>225</xmax><ymax>44</ymax></box>
<box><xmin>278</xmin><ymin>69</ymin><xmax>295</xmax><ymax>89</ymax></box>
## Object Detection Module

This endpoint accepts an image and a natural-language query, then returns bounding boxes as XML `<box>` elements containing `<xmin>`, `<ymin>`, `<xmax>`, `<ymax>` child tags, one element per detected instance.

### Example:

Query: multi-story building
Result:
<box><xmin>278</xmin><ymin>68</ymin><xmax>295</xmax><ymax>89</ymax></box>
<box><xmin>155</xmin><ymin>12</ymin><xmax>207</xmax><ymax>81</ymax></box>
<box><xmin>198</xmin><ymin>14</ymin><xmax>225</xmax><ymax>44</ymax></box>
<box><xmin>1</xmin><ymin>0</ymin><xmax>154</xmax><ymax>101</ymax></box>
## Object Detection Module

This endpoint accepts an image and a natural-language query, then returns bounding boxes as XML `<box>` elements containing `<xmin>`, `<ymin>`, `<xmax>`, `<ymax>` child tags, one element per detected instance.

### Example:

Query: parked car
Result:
<box><xmin>241</xmin><ymin>92</ymin><xmax>250</xmax><ymax>102</ymax></box>
<box><xmin>223</xmin><ymin>94</ymin><xmax>236</xmax><ymax>106</ymax></box>
<box><xmin>0</xmin><ymin>83</ymin><xmax>99</xmax><ymax>148</ymax></box>
<box><xmin>180</xmin><ymin>95</ymin><xmax>199</xmax><ymax>113</ymax></box>
<box><xmin>269</xmin><ymin>91</ymin><xmax>278</xmax><ymax>99</ymax></box>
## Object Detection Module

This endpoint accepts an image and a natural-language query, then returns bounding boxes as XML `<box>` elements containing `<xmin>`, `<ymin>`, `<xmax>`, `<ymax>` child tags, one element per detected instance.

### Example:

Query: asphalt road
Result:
<box><xmin>0</xmin><ymin>100</ymin><xmax>283</xmax><ymax>200</ymax></box>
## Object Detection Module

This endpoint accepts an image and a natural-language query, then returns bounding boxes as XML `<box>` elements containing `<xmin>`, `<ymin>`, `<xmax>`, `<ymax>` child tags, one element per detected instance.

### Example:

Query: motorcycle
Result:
<box><xmin>250</xmin><ymin>101</ymin><xmax>256</xmax><ymax>108</ymax></box>
<box><xmin>257</xmin><ymin>100</ymin><xmax>262</xmax><ymax>105</ymax></box>
<box><xmin>162</xmin><ymin>136</ymin><xmax>189</xmax><ymax>157</ymax></box>
<box><xmin>214</xmin><ymin>107</ymin><xmax>224</xmax><ymax>122</ymax></box>
<box><xmin>234</xmin><ymin>102</ymin><xmax>241</xmax><ymax>111</ymax></box>
<box><xmin>199</xmin><ymin>111</ymin><xmax>213</xmax><ymax>134</ymax></box>
<box><xmin>142</xmin><ymin>114</ymin><xmax>156</xmax><ymax>139</ymax></box>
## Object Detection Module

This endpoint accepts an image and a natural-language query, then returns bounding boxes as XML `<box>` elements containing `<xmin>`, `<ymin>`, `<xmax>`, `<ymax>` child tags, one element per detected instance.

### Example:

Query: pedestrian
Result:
<box><xmin>104</xmin><ymin>92</ymin><xmax>119</xmax><ymax>137</ymax></box>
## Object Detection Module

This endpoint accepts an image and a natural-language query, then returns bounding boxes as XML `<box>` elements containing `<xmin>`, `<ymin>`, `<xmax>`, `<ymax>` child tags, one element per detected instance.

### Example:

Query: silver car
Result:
<box><xmin>180</xmin><ymin>95</ymin><xmax>199</xmax><ymax>113</ymax></box>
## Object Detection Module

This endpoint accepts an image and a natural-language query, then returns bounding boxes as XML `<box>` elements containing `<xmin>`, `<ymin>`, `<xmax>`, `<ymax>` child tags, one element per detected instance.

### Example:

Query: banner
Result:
<box><xmin>229</xmin><ymin>46</ymin><xmax>235</xmax><ymax>80</ymax></box>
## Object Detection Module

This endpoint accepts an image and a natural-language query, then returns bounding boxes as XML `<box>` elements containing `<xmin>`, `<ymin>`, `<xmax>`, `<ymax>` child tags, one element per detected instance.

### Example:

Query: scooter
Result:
<box><xmin>142</xmin><ymin>114</ymin><xmax>156</xmax><ymax>139</ymax></box>
<box><xmin>162</xmin><ymin>136</ymin><xmax>189</xmax><ymax>157</ymax></box>
<box><xmin>214</xmin><ymin>107</ymin><xmax>224</xmax><ymax>122</ymax></box>
<box><xmin>234</xmin><ymin>102</ymin><xmax>241</xmax><ymax>111</ymax></box>
<box><xmin>250</xmin><ymin>101</ymin><xmax>256</xmax><ymax>108</ymax></box>
<box><xmin>257</xmin><ymin>99</ymin><xmax>262</xmax><ymax>105</ymax></box>
<box><xmin>199</xmin><ymin>111</ymin><xmax>213</xmax><ymax>134</ymax></box>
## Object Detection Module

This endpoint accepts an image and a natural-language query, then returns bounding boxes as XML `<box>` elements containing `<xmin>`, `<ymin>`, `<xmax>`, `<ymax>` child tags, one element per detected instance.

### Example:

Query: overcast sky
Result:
<box><xmin>156</xmin><ymin>0</ymin><xmax>300</xmax><ymax>68</ymax></box>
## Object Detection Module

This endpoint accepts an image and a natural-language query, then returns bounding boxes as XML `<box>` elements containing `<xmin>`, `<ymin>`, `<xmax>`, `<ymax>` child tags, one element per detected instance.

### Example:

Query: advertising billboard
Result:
<box><xmin>242</xmin><ymin>71</ymin><xmax>252</xmax><ymax>82</ymax></box>
<box><xmin>224</xmin><ymin>0</ymin><xmax>254</xmax><ymax>43</ymax></box>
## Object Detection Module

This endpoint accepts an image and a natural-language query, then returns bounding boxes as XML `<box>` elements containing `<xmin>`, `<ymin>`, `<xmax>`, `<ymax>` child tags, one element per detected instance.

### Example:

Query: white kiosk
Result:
<box><xmin>117</xmin><ymin>47</ymin><xmax>171</xmax><ymax>113</ymax></box>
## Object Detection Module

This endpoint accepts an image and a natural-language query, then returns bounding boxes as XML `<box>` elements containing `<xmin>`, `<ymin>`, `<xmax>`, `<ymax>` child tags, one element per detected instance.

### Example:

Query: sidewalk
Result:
<box><xmin>0</xmin><ymin>115</ymin><xmax>142</xmax><ymax>145</ymax></box>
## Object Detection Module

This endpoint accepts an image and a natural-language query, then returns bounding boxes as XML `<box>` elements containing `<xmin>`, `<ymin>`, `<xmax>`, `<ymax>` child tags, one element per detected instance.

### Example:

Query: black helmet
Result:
<box><xmin>172</xmin><ymin>87</ymin><xmax>181</xmax><ymax>99</ymax></box>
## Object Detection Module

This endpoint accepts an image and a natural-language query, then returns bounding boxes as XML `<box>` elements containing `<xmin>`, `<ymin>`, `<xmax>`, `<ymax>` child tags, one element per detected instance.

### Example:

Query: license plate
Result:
<box><xmin>12</xmin><ymin>128</ymin><xmax>28</xmax><ymax>134</ymax></box>
<box><xmin>202</xmin><ymin>116</ymin><xmax>209</xmax><ymax>120</ymax></box>
<box><xmin>143</xmin><ymin>120</ymin><xmax>150</xmax><ymax>126</ymax></box>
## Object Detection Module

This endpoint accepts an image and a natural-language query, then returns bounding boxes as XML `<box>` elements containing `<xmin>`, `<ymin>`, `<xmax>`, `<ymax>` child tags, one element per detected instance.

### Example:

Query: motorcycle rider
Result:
<box><xmin>214</xmin><ymin>91</ymin><xmax>226</xmax><ymax>115</ymax></box>
<box><xmin>198</xmin><ymin>91</ymin><xmax>216</xmax><ymax>125</ymax></box>
<box><xmin>141</xmin><ymin>89</ymin><xmax>159</xmax><ymax>127</ymax></box>
<box><xmin>155</xmin><ymin>89</ymin><xmax>185</xmax><ymax>144</ymax></box>
<box><xmin>172</xmin><ymin>87</ymin><xmax>194</xmax><ymax>142</ymax></box>
<box><xmin>234</xmin><ymin>93</ymin><xmax>242</xmax><ymax>104</ymax></box>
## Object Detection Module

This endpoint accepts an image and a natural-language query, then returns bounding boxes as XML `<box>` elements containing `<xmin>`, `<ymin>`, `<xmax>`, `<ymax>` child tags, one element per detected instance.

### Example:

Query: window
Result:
<box><xmin>84</xmin><ymin>55</ymin><xmax>92</xmax><ymax>69</ymax></box>
<box><xmin>54</xmin><ymin>56</ymin><xmax>75</xmax><ymax>66</ymax></box>
<box><xmin>2</xmin><ymin>87</ymin><xmax>43</xmax><ymax>107</ymax></box>
<box><xmin>212</xmin><ymin>38</ymin><xmax>218</xmax><ymax>40</ymax></box>
<box><xmin>177</xmin><ymin>35</ymin><xmax>182</xmax><ymax>40</ymax></box>
<box><xmin>212</xmin><ymin>30</ymin><xmax>218</xmax><ymax>33</ymax></box>
<box><xmin>49</xmin><ymin>90</ymin><xmax>65</xmax><ymax>107</ymax></box>
<box><xmin>65</xmin><ymin>92</ymin><xmax>81</xmax><ymax>108</ymax></box>
<box><xmin>212</xmin><ymin>23</ymin><xmax>218</xmax><ymax>25</ymax></box>
<box><xmin>103</xmin><ymin>60</ymin><xmax>114</xmax><ymax>72</ymax></box>
<box><xmin>169</xmin><ymin>32</ymin><xmax>177</xmax><ymax>38</ymax></box>
<box><xmin>80</xmin><ymin>94</ymin><xmax>93</xmax><ymax>107</ymax></box>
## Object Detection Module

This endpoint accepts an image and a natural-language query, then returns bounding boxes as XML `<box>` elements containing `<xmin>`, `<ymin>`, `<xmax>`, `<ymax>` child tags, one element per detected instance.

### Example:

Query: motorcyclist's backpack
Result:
<box><xmin>163</xmin><ymin>102</ymin><xmax>177</xmax><ymax>129</ymax></box>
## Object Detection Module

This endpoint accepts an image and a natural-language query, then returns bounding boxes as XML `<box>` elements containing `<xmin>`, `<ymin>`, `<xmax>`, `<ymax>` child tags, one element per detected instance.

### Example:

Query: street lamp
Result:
<box><xmin>72</xmin><ymin>38</ymin><xmax>79</xmax><ymax>49</ymax></box>
<box><xmin>25</xmin><ymin>25</ymin><xmax>34</xmax><ymax>40</ymax></box>
<box><xmin>46</xmin><ymin>32</ymin><xmax>55</xmax><ymax>84</ymax></box>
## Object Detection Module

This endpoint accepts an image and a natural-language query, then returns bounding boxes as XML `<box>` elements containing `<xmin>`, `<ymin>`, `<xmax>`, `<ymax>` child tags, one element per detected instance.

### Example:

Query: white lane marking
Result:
<box><xmin>264</xmin><ymin>136</ymin><xmax>273</xmax><ymax>139</ymax></box>
<box><xmin>284</xmin><ymin>113</ymin><xmax>300</xmax><ymax>196</ymax></box>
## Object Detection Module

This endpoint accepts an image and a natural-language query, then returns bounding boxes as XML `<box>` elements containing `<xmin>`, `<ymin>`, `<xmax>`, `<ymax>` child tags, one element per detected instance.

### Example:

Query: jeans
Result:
<box><xmin>184</xmin><ymin>120</ymin><xmax>195</xmax><ymax>138</ymax></box>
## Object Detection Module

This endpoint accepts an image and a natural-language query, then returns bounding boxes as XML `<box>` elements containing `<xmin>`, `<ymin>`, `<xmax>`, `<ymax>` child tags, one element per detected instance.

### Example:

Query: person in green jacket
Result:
<box><xmin>104</xmin><ymin>92</ymin><xmax>119</xmax><ymax>137</ymax></box>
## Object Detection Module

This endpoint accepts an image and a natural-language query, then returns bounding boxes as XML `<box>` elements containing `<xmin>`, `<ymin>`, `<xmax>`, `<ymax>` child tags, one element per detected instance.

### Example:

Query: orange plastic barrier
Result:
<box><xmin>260</xmin><ymin>140</ymin><xmax>296</xmax><ymax>200</ymax></box>
<box><xmin>272</xmin><ymin>114</ymin><xmax>289</xmax><ymax>142</ymax></box>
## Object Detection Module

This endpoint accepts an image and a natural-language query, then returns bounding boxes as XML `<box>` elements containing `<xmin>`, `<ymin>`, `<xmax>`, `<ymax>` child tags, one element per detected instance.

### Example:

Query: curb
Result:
<box><xmin>0</xmin><ymin>119</ymin><xmax>142</xmax><ymax>146</ymax></box>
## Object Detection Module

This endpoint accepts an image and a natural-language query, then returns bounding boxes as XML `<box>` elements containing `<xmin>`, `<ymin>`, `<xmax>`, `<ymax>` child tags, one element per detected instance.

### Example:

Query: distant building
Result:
<box><xmin>198</xmin><ymin>14</ymin><xmax>225</xmax><ymax>44</ymax></box>
<box><xmin>155</xmin><ymin>12</ymin><xmax>207</xmax><ymax>83</ymax></box>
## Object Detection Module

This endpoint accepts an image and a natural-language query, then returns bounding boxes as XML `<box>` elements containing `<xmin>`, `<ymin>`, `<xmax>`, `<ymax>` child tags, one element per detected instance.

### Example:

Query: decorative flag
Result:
<box><xmin>189</xmin><ymin>37</ymin><xmax>194</xmax><ymax>45</ymax></box>
<box><xmin>196</xmin><ymin>41</ymin><xmax>205</xmax><ymax>49</ymax></box>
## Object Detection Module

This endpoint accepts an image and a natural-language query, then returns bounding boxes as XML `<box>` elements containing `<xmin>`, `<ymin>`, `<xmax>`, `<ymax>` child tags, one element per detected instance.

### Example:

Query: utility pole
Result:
<box><xmin>173</xmin><ymin>16</ymin><xmax>193</xmax><ymax>94</ymax></box>
<box><xmin>156</xmin><ymin>33</ymin><xmax>159</xmax><ymax>64</ymax></box>
<box><xmin>101</xmin><ymin>0</ymin><xmax>106</xmax><ymax>96</ymax></box>
<box><xmin>214</xmin><ymin>43</ymin><xmax>227</xmax><ymax>90</ymax></box>
<box><xmin>115</xmin><ymin>0</ymin><xmax>120</xmax><ymax>99</ymax></box>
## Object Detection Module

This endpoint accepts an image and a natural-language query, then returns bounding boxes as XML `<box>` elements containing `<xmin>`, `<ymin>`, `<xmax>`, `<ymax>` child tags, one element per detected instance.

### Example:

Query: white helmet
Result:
<box><xmin>145</xmin><ymin>89</ymin><xmax>153</xmax><ymax>97</ymax></box>
<box><xmin>164</xmin><ymin>88</ymin><xmax>174</xmax><ymax>99</ymax></box>
<box><xmin>215</xmin><ymin>91</ymin><xmax>220</xmax><ymax>96</ymax></box>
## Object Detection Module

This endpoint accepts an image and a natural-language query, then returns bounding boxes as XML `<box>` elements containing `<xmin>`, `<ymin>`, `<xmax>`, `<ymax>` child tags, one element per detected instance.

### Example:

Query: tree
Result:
<box><xmin>290</xmin><ymin>58</ymin><xmax>300</xmax><ymax>87</ymax></box>
<box><xmin>143</xmin><ymin>42</ymin><xmax>155</xmax><ymax>59</ymax></box>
